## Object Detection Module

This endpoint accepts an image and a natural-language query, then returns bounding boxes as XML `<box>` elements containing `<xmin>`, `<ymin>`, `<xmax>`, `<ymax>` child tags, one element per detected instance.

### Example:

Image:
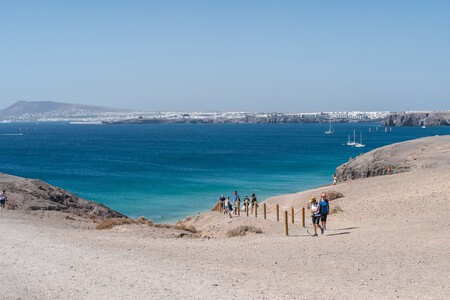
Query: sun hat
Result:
<box><xmin>309</xmin><ymin>197</ymin><xmax>316</xmax><ymax>203</ymax></box>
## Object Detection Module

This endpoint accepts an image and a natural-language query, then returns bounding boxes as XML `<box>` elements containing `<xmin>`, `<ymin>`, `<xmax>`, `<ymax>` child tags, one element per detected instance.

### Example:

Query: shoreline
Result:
<box><xmin>1</xmin><ymin>135</ymin><xmax>450</xmax><ymax>298</ymax></box>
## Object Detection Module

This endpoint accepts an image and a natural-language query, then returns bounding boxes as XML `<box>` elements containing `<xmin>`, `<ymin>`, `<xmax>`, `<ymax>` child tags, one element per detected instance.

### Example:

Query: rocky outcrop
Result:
<box><xmin>336</xmin><ymin>135</ymin><xmax>450</xmax><ymax>182</ymax></box>
<box><xmin>0</xmin><ymin>173</ymin><xmax>126</xmax><ymax>219</ymax></box>
<box><xmin>382</xmin><ymin>112</ymin><xmax>450</xmax><ymax>126</ymax></box>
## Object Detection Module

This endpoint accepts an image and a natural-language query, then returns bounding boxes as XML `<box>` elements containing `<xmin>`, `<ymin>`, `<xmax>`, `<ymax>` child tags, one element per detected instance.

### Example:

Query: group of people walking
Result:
<box><xmin>217</xmin><ymin>190</ymin><xmax>331</xmax><ymax>237</ymax></box>
<box><xmin>309</xmin><ymin>193</ymin><xmax>329</xmax><ymax>237</ymax></box>
<box><xmin>218</xmin><ymin>191</ymin><xmax>258</xmax><ymax>218</ymax></box>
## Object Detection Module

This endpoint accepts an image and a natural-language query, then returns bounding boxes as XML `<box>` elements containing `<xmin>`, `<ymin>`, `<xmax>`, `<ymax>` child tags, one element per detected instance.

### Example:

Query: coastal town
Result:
<box><xmin>0</xmin><ymin>100</ymin><xmax>391</xmax><ymax>123</ymax></box>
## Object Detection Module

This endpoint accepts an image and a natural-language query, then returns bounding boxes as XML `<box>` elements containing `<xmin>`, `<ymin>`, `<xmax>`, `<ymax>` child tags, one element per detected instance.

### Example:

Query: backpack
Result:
<box><xmin>320</xmin><ymin>200</ymin><xmax>328</xmax><ymax>214</ymax></box>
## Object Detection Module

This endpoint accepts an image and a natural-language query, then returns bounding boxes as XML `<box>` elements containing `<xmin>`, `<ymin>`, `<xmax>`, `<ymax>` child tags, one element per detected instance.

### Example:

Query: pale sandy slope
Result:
<box><xmin>1</xmin><ymin>138</ymin><xmax>450</xmax><ymax>299</ymax></box>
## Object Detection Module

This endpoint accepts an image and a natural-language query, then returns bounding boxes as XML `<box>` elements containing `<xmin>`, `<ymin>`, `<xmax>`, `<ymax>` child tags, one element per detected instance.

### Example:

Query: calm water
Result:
<box><xmin>1</xmin><ymin>122</ymin><xmax>449</xmax><ymax>222</ymax></box>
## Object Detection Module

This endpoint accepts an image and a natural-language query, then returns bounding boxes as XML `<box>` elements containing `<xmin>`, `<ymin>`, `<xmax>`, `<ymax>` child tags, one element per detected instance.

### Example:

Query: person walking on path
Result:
<box><xmin>233</xmin><ymin>191</ymin><xmax>240</xmax><ymax>203</ymax></box>
<box><xmin>250</xmin><ymin>193</ymin><xmax>258</xmax><ymax>214</ymax></box>
<box><xmin>232</xmin><ymin>191</ymin><xmax>240</xmax><ymax>215</ymax></box>
<box><xmin>224</xmin><ymin>197</ymin><xmax>233</xmax><ymax>218</ymax></box>
<box><xmin>309</xmin><ymin>197</ymin><xmax>324</xmax><ymax>236</ymax></box>
<box><xmin>0</xmin><ymin>190</ymin><xmax>7</xmax><ymax>209</ymax></box>
<box><xmin>218</xmin><ymin>195</ymin><xmax>225</xmax><ymax>212</ymax></box>
<box><xmin>233</xmin><ymin>194</ymin><xmax>240</xmax><ymax>216</ymax></box>
<box><xmin>243</xmin><ymin>195</ymin><xmax>250</xmax><ymax>212</ymax></box>
<box><xmin>319</xmin><ymin>193</ymin><xmax>330</xmax><ymax>230</ymax></box>
<box><xmin>333</xmin><ymin>174</ymin><xmax>337</xmax><ymax>185</ymax></box>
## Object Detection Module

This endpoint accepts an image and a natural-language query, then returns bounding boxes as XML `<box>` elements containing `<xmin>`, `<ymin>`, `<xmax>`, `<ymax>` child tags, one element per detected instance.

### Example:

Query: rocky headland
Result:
<box><xmin>0</xmin><ymin>173</ymin><xmax>125</xmax><ymax>219</ymax></box>
<box><xmin>382</xmin><ymin>111</ymin><xmax>450</xmax><ymax>126</ymax></box>
<box><xmin>335</xmin><ymin>135</ymin><xmax>450</xmax><ymax>181</ymax></box>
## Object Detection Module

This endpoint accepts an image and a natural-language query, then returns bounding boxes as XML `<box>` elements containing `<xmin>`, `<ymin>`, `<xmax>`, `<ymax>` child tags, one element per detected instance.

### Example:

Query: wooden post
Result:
<box><xmin>284</xmin><ymin>210</ymin><xmax>289</xmax><ymax>236</ymax></box>
<box><xmin>254</xmin><ymin>202</ymin><xmax>258</xmax><ymax>218</ymax></box>
<box><xmin>237</xmin><ymin>201</ymin><xmax>240</xmax><ymax>216</ymax></box>
<box><xmin>291</xmin><ymin>207</ymin><xmax>294</xmax><ymax>224</ymax></box>
<box><xmin>246</xmin><ymin>202</ymin><xmax>249</xmax><ymax>217</ymax></box>
<box><xmin>276</xmin><ymin>204</ymin><xmax>280</xmax><ymax>221</ymax></box>
<box><xmin>263</xmin><ymin>203</ymin><xmax>267</xmax><ymax>220</ymax></box>
<box><xmin>302</xmin><ymin>207</ymin><xmax>305</xmax><ymax>227</ymax></box>
<box><xmin>216</xmin><ymin>200</ymin><xmax>220</xmax><ymax>212</ymax></box>
<box><xmin>219</xmin><ymin>201</ymin><xmax>223</xmax><ymax>213</ymax></box>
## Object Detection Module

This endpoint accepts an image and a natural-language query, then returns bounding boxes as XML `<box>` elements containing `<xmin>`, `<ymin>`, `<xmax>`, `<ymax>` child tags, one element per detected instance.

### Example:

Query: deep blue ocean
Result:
<box><xmin>1</xmin><ymin>122</ymin><xmax>449</xmax><ymax>222</ymax></box>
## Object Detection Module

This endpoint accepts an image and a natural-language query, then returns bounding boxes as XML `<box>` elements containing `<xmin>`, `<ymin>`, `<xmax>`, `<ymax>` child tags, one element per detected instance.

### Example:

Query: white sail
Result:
<box><xmin>354</xmin><ymin>132</ymin><xmax>365</xmax><ymax>147</ymax></box>
<box><xmin>325</xmin><ymin>120</ymin><xmax>334</xmax><ymax>134</ymax></box>
<box><xmin>347</xmin><ymin>130</ymin><xmax>356</xmax><ymax>146</ymax></box>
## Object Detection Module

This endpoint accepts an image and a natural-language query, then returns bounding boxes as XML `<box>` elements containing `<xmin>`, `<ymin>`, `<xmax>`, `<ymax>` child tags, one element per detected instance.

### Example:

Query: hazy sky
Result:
<box><xmin>1</xmin><ymin>1</ymin><xmax>449</xmax><ymax>112</ymax></box>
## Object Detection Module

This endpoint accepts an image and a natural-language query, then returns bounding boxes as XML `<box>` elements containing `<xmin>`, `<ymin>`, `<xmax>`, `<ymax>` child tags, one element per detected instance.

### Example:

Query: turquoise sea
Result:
<box><xmin>1</xmin><ymin>122</ymin><xmax>449</xmax><ymax>222</ymax></box>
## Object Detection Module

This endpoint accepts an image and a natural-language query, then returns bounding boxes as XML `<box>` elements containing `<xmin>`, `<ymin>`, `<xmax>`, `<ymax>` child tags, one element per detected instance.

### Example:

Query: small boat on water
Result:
<box><xmin>354</xmin><ymin>132</ymin><xmax>365</xmax><ymax>148</ymax></box>
<box><xmin>346</xmin><ymin>130</ymin><xmax>356</xmax><ymax>146</ymax></box>
<box><xmin>324</xmin><ymin>120</ymin><xmax>334</xmax><ymax>134</ymax></box>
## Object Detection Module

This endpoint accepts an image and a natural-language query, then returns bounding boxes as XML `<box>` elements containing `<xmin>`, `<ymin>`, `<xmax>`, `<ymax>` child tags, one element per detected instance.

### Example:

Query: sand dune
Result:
<box><xmin>1</xmin><ymin>136</ymin><xmax>449</xmax><ymax>299</ymax></box>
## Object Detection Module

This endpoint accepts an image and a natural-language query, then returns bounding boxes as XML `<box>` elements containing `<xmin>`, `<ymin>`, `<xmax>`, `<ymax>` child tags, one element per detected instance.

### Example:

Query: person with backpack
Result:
<box><xmin>319</xmin><ymin>193</ymin><xmax>330</xmax><ymax>230</ymax></box>
<box><xmin>309</xmin><ymin>197</ymin><xmax>324</xmax><ymax>236</ymax></box>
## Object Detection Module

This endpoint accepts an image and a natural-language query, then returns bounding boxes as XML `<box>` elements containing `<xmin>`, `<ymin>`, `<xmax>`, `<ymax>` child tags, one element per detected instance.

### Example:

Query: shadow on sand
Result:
<box><xmin>289</xmin><ymin>226</ymin><xmax>358</xmax><ymax>238</ymax></box>
<box><xmin>325</xmin><ymin>232</ymin><xmax>350</xmax><ymax>236</ymax></box>
<box><xmin>333</xmin><ymin>227</ymin><xmax>359</xmax><ymax>231</ymax></box>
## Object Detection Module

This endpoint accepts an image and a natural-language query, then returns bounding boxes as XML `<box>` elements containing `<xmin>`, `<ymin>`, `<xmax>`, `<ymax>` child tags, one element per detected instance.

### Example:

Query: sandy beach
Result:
<box><xmin>1</xmin><ymin>136</ymin><xmax>450</xmax><ymax>299</ymax></box>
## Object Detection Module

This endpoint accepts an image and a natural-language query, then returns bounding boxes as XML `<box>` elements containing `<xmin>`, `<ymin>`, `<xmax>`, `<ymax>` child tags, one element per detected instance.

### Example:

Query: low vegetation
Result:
<box><xmin>174</xmin><ymin>222</ymin><xmax>198</xmax><ymax>233</ymax></box>
<box><xmin>96</xmin><ymin>217</ymin><xmax>198</xmax><ymax>234</ymax></box>
<box><xmin>96</xmin><ymin>216</ymin><xmax>153</xmax><ymax>230</ymax></box>
<box><xmin>227</xmin><ymin>225</ymin><xmax>263</xmax><ymax>237</ymax></box>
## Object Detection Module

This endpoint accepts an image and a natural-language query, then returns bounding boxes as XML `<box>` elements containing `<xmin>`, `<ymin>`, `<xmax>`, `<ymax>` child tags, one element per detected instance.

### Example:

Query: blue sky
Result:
<box><xmin>1</xmin><ymin>1</ymin><xmax>449</xmax><ymax>112</ymax></box>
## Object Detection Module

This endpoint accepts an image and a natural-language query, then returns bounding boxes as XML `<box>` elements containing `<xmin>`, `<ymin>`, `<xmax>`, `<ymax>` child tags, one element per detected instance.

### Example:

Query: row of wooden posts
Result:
<box><xmin>215</xmin><ymin>200</ymin><xmax>306</xmax><ymax>236</ymax></box>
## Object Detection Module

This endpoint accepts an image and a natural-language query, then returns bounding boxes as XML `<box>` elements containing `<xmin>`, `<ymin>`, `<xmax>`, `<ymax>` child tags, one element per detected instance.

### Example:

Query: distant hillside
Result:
<box><xmin>0</xmin><ymin>101</ymin><xmax>132</xmax><ymax>117</ymax></box>
<box><xmin>382</xmin><ymin>111</ymin><xmax>450</xmax><ymax>126</ymax></box>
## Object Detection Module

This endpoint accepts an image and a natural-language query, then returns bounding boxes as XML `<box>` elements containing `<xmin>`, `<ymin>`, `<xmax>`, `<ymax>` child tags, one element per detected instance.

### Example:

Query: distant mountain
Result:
<box><xmin>0</xmin><ymin>101</ymin><xmax>133</xmax><ymax>117</ymax></box>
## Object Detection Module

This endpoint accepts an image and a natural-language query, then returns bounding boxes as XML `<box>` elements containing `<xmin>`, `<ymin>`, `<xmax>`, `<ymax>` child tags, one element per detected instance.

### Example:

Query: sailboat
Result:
<box><xmin>346</xmin><ymin>130</ymin><xmax>356</xmax><ymax>146</ymax></box>
<box><xmin>324</xmin><ymin>120</ymin><xmax>334</xmax><ymax>134</ymax></box>
<box><xmin>354</xmin><ymin>132</ymin><xmax>365</xmax><ymax>148</ymax></box>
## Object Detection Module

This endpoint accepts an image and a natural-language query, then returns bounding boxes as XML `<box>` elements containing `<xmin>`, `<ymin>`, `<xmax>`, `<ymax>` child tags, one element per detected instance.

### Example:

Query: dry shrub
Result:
<box><xmin>324</xmin><ymin>190</ymin><xmax>344</xmax><ymax>201</ymax></box>
<box><xmin>65</xmin><ymin>215</ymin><xmax>76</xmax><ymax>221</ymax></box>
<box><xmin>82</xmin><ymin>214</ymin><xmax>99</xmax><ymax>221</ymax></box>
<box><xmin>227</xmin><ymin>225</ymin><xmax>263</xmax><ymax>237</ymax></box>
<box><xmin>96</xmin><ymin>218</ymin><xmax>135</xmax><ymax>230</ymax></box>
<box><xmin>136</xmin><ymin>216</ymin><xmax>153</xmax><ymax>226</ymax></box>
<box><xmin>154</xmin><ymin>224</ymin><xmax>172</xmax><ymax>229</ymax></box>
<box><xmin>330</xmin><ymin>204</ymin><xmax>343</xmax><ymax>215</ymax></box>
<box><xmin>175</xmin><ymin>222</ymin><xmax>198</xmax><ymax>233</ymax></box>
<box><xmin>96</xmin><ymin>217</ymin><xmax>153</xmax><ymax>230</ymax></box>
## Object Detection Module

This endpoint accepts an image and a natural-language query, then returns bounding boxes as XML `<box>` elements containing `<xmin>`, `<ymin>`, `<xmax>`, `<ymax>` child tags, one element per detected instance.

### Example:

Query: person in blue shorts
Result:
<box><xmin>319</xmin><ymin>193</ymin><xmax>330</xmax><ymax>230</ymax></box>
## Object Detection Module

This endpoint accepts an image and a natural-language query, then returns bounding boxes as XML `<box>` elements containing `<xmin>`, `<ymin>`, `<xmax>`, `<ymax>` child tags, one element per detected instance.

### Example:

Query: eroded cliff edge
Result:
<box><xmin>382</xmin><ymin>112</ymin><xmax>450</xmax><ymax>126</ymax></box>
<box><xmin>336</xmin><ymin>135</ymin><xmax>450</xmax><ymax>181</ymax></box>
<box><xmin>0</xmin><ymin>173</ymin><xmax>126</xmax><ymax>219</ymax></box>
